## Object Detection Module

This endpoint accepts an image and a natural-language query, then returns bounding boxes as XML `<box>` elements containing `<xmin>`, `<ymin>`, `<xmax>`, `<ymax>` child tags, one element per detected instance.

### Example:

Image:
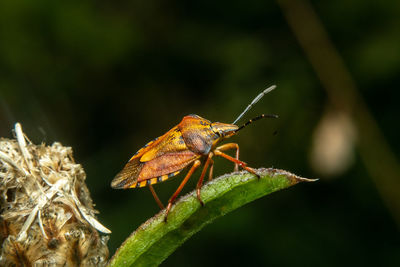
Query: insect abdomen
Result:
<box><xmin>130</xmin><ymin>171</ymin><xmax>181</xmax><ymax>188</ymax></box>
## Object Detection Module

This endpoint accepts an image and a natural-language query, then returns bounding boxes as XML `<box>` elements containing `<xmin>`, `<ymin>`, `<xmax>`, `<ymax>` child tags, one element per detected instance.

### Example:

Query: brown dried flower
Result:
<box><xmin>0</xmin><ymin>123</ymin><xmax>110</xmax><ymax>266</ymax></box>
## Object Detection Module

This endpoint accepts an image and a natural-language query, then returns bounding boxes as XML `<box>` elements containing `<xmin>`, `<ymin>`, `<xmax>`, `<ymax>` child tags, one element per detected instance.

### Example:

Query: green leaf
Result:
<box><xmin>108</xmin><ymin>168</ymin><xmax>316</xmax><ymax>267</ymax></box>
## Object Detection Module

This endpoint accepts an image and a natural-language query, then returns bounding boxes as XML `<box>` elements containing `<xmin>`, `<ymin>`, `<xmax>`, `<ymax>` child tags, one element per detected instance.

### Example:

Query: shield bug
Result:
<box><xmin>111</xmin><ymin>85</ymin><xmax>278</xmax><ymax>221</ymax></box>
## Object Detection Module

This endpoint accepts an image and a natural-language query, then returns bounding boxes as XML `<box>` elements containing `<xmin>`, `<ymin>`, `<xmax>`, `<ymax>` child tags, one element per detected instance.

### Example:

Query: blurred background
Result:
<box><xmin>0</xmin><ymin>0</ymin><xmax>399</xmax><ymax>266</ymax></box>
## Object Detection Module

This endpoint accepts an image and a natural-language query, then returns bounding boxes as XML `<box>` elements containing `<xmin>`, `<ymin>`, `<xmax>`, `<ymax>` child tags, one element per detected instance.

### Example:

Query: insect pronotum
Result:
<box><xmin>111</xmin><ymin>85</ymin><xmax>278</xmax><ymax>221</ymax></box>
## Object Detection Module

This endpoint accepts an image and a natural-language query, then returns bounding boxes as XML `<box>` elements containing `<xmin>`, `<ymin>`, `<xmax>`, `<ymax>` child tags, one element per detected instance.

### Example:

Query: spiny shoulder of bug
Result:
<box><xmin>179</xmin><ymin>114</ymin><xmax>239</xmax><ymax>148</ymax></box>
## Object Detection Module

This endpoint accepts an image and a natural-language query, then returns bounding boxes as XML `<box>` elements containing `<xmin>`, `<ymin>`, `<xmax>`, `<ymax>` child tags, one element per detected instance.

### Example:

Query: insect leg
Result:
<box><xmin>215</xmin><ymin>143</ymin><xmax>240</xmax><ymax>172</ymax></box>
<box><xmin>148</xmin><ymin>184</ymin><xmax>164</xmax><ymax>209</ymax></box>
<box><xmin>214</xmin><ymin>150</ymin><xmax>259</xmax><ymax>177</ymax></box>
<box><xmin>196</xmin><ymin>153</ymin><xmax>214</xmax><ymax>206</ymax></box>
<box><xmin>208</xmin><ymin>158</ymin><xmax>214</xmax><ymax>181</ymax></box>
<box><xmin>164</xmin><ymin>160</ymin><xmax>201</xmax><ymax>222</ymax></box>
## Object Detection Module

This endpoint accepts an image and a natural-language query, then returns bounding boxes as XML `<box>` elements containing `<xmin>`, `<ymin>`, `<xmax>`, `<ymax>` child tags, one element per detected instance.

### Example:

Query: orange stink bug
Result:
<box><xmin>111</xmin><ymin>85</ymin><xmax>278</xmax><ymax>221</ymax></box>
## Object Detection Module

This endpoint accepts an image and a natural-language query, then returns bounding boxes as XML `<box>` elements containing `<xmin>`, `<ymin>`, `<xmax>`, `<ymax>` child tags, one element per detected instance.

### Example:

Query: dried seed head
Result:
<box><xmin>0</xmin><ymin>123</ymin><xmax>110</xmax><ymax>266</ymax></box>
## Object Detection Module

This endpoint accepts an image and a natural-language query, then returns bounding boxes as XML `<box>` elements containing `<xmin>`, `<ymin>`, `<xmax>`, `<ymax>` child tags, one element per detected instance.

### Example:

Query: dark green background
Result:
<box><xmin>0</xmin><ymin>1</ymin><xmax>399</xmax><ymax>266</ymax></box>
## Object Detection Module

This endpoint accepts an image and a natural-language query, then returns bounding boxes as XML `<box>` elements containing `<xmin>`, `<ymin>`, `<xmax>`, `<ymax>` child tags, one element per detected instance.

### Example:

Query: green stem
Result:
<box><xmin>108</xmin><ymin>168</ymin><xmax>316</xmax><ymax>267</ymax></box>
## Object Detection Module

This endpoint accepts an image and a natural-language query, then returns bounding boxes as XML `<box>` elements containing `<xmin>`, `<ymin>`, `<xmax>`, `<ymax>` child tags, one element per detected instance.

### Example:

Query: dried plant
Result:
<box><xmin>0</xmin><ymin>123</ymin><xmax>110</xmax><ymax>266</ymax></box>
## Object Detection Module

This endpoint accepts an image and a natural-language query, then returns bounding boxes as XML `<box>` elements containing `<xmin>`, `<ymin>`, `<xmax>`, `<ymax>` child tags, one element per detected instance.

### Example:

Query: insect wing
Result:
<box><xmin>111</xmin><ymin>126</ymin><xmax>198</xmax><ymax>189</ymax></box>
<box><xmin>137</xmin><ymin>151</ymin><xmax>199</xmax><ymax>182</ymax></box>
<box><xmin>111</xmin><ymin>156</ymin><xmax>143</xmax><ymax>189</ymax></box>
<box><xmin>137</xmin><ymin>127</ymin><xmax>200</xmax><ymax>181</ymax></box>
<box><xmin>111</xmin><ymin>133</ymin><xmax>165</xmax><ymax>189</ymax></box>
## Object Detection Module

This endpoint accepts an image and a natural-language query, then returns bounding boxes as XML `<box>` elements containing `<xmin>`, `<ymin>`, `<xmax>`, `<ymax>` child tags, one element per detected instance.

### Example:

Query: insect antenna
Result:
<box><xmin>235</xmin><ymin>114</ymin><xmax>278</xmax><ymax>132</ymax></box>
<box><xmin>232</xmin><ymin>85</ymin><xmax>277</xmax><ymax>125</ymax></box>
